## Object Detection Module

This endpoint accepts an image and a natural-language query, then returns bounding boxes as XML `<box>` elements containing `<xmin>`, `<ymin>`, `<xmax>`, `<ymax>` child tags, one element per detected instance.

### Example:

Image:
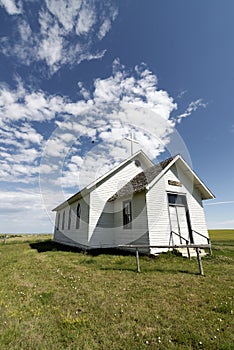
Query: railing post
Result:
<box><xmin>208</xmin><ymin>238</ymin><xmax>212</xmax><ymax>255</ymax></box>
<box><xmin>195</xmin><ymin>248</ymin><xmax>204</xmax><ymax>276</ymax></box>
<box><xmin>186</xmin><ymin>240</ymin><xmax>191</xmax><ymax>260</ymax></box>
<box><xmin>135</xmin><ymin>248</ymin><xmax>141</xmax><ymax>273</ymax></box>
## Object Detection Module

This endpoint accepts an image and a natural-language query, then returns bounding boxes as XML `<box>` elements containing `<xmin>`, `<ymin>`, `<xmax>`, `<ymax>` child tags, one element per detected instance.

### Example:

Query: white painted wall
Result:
<box><xmin>112</xmin><ymin>191</ymin><xmax>149</xmax><ymax>248</ymax></box>
<box><xmin>88</xmin><ymin>156</ymin><xmax>149</xmax><ymax>242</ymax></box>
<box><xmin>166</xmin><ymin>165</ymin><xmax>209</xmax><ymax>244</ymax></box>
<box><xmin>53</xmin><ymin>194</ymin><xmax>90</xmax><ymax>247</ymax></box>
<box><xmin>146</xmin><ymin>176</ymin><xmax>170</xmax><ymax>254</ymax></box>
<box><xmin>88</xmin><ymin>201</ymin><xmax>115</xmax><ymax>248</ymax></box>
<box><xmin>147</xmin><ymin>163</ymin><xmax>210</xmax><ymax>254</ymax></box>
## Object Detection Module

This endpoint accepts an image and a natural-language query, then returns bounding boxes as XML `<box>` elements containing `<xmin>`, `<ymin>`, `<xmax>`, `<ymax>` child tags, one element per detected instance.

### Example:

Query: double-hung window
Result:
<box><xmin>123</xmin><ymin>200</ymin><xmax>132</xmax><ymax>229</ymax></box>
<box><xmin>62</xmin><ymin>211</ymin><xmax>65</xmax><ymax>230</ymax></box>
<box><xmin>76</xmin><ymin>203</ymin><xmax>81</xmax><ymax>229</ymax></box>
<box><xmin>57</xmin><ymin>213</ymin><xmax>60</xmax><ymax>230</ymax></box>
<box><xmin>68</xmin><ymin>208</ymin><xmax>71</xmax><ymax>230</ymax></box>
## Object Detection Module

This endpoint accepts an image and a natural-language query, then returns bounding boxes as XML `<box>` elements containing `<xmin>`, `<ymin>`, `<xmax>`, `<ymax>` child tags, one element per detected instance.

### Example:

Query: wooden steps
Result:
<box><xmin>176</xmin><ymin>247</ymin><xmax>207</xmax><ymax>258</ymax></box>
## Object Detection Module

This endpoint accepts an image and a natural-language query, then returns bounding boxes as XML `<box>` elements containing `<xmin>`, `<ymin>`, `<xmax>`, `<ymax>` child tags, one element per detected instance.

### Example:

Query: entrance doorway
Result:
<box><xmin>168</xmin><ymin>193</ymin><xmax>193</xmax><ymax>244</ymax></box>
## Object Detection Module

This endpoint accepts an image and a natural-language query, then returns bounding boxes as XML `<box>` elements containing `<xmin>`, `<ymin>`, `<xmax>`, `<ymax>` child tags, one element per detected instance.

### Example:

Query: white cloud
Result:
<box><xmin>98</xmin><ymin>19</ymin><xmax>111</xmax><ymax>39</ymax></box>
<box><xmin>38</xmin><ymin>61</ymin><xmax>181</xmax><ymax>196</ymax></box>
<box><xmin>177</xmin><ymin>90</ymin><xmax>187</xmax><ymax>99</ymax></box>
<box><xmin>45</xmin><ymin>0</ymin><xmax>82</xmax><ymax>32</ymax></box>
<box><xmin>38</xmin><ymin>12</ymin><xmax>63</xmax><ymax>69</ymax></box>
<box><xmin>76</xmin><ymin>1</ymin><xmax>96</xmax><ymax>36</ymax></box>
<box><xmin>0</xmin><ymin>82</ymin><xmax>66</xmax><ymax>122</ymax></box>
<box><xmin>204</xmin><ymin>201</ymin><xmax>234</xmax><ymax>206</ymax></box>
<box><xmin>0</xmin><ymin>0</ymin><xmax>118</xmax><ymax>73</ymax></box>
<box><xmin>207</xmin><ymin>219</ymin><xmax>234</xmax><ymax>230</ymax></box>
<box><xmin>98</xmin><ymin>4</ymin><xmax>118</xmax><ymax>39</ymax></box>
<box><xmin>0</xmin><ymin>60</ymin><xmax>197</xmax><ymax>232</ymax></box>
<box><xmin>0</xmin><ymin>189</ymin><xmax>54</xmax><ymax>233</ymax></box>
<box><xmin>0</xmin><ymin>61</ymin><xmax>182</xmax><ymax>188</ymax></box>
<box><xmin>176</xmin><ymin>99</ymin><xmax>207</xmax><ymax>123</ymax></box>
<box><xmin>0</xmin><ymin>0</ymin><xmax>22</xmax><ymax>15</ymax></box>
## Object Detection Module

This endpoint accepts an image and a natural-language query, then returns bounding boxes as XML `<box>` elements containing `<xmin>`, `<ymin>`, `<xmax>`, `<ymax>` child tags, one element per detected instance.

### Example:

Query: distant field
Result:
<box><xmin>0</xmin><ymin>234</ymin><xmax>52</xmax><ymax>243</ymax></box>
<box><xmin>208</xmin><ymin>229</ymin><xmax>234</xmax><ymax>241</ymax></box>
<box><xmin>0</xmin><ymin>234</ymin><xmax>233</xmax><ymax>350</ymax></box>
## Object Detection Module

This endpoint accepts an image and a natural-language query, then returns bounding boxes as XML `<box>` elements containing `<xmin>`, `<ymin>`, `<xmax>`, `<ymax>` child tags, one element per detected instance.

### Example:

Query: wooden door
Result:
<box><xmin>169</xmin><ymin>205</ymin><xmax>189</xmax><ymax>244</ymax></box>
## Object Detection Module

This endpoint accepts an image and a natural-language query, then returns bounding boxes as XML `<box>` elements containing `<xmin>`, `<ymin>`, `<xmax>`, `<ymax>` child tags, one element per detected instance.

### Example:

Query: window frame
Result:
<box><xmin>62</xmin><ymin>210</ymin><xmax>65</xmax><ymax>230</ymax></box>
<box><xmin>123</xmin><ymin>200</ymin><xmax>132</xmax><ymax>229</ymax></box>
<box><xmin>57</xmin><ymin>212</ymin><xmax>60</xmax><ymax>230</ymax></box>
<box><xmin>68</xmin><ymin>207</ymin><xmax>72</xmax><ymax>230</ymax></box>
<box><xmin>76</xmin><ymin>203</ymin><xmax>81</xmax><ymax>229</ymax></box>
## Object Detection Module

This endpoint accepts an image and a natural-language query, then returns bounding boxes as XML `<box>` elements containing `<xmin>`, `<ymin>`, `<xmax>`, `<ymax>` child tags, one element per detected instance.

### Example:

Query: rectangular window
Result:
<box><xmin>123</xmin><ymin>200</ymin><xmax>132</xmax><ymax>229</ymax></box>
<box><xmin>68</xmin><ymin>208</ymin><xmax>71</xmax><ymax>230</ymax></box>
<box><xmin>76</xmin><ymin>203</ymin><xmax>81</xmax><ymax>229</ymax></box>
<box><xmin>168</xmin><ymin>193</ymin><xmax>187</xmax><ymax>206</ymax></box>
<box><xmin>57</xmin><ymin>213</ymin><xmax>60</xmax><ymax>230</ymax></box>
<box><xmin>62</xmin><ymin>210</ymin><xmax>65</xmax><ymax>230</ymax></box>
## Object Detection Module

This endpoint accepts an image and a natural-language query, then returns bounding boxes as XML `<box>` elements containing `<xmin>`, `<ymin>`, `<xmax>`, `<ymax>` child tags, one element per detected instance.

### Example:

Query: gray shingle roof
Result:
<box><xmin>108</xmin><ymin>156</ymin><xmax>175</xmax><ymax>201</ymax></box>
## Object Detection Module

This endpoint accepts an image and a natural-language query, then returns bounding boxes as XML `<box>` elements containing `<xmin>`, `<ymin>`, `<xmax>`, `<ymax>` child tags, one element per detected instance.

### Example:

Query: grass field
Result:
<box><xmin>0</xmin><ymin>231</ymin><xmax>233</xmax><ymax>349</ymax></box>
<box><xmin>209</xmin><ymin>229</ymin><xmax>234</xmax><ymax>241</ymax></box>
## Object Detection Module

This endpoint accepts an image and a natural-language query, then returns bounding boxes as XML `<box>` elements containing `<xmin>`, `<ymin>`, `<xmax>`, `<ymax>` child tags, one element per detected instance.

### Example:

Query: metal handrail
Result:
<box><xmin>192</xmin><ymin>230</ymin><xmax>210</xmax><ymax>242</ymax></box>
<box><xmin>118</xmin><ymin>244</ymin><xmax>211</xmax><ymax>275</ymax></box>
<box><xmin>170</xmin><ymin>231</ymin><xmax>190</xmax><ymax>258</ymax></box>
<box><xmin>170</xmin><ymin>230</ymin><xmax>189</xmax><ymax>244</ymax></box>
<box><xmin>192</xmin><ymin>230</ymin><xmax>212</xmax><ymax>254</ymax></box>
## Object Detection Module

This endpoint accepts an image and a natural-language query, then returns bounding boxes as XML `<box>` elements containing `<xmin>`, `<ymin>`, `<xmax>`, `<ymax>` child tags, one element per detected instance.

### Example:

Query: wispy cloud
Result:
<box><xmin>208</xmin><ymin>219</ymin><xmax>234</xmax><ymax>229</ymax></box>
<box><xmin>0</xmin><ymin>59</ymin><xmax>199</xmax><ymax>231</ymax></box>
<box><xmin>176</xmin><ymin>90</ymin><xmax>187</xmax><ymax>99</ymax></box>
<box><xmin>0</xmin><ymin>0</ymin><xmax>118</xmax><ymax>74</ymax></box>
<box><xmin>204</xmin><ymin>200</ymin><xmax>234</xmax><ymax>206</ymax></box>
<box><xmin>0</xmin><ymin>58</ymin><xmax>199</xmax><ymax>225</ymax></box>
<box><xmin>176</xmin><ymin>99</ymin><xmax>207</xmax><ymax>123</ymax></box>
<box><xmin>0</xmin><ymin>0</ymin><xmax>22</xmax><ymax>15</ymax></box>
<box><xmin>0</xmin><ymin>189</ymin><xmax>55</xmax><ymax>233</ymax></box>
<box><xmin>0</xmin><ymin>60</ymin><xmax>179</xmax><ymax>189</ymax></box>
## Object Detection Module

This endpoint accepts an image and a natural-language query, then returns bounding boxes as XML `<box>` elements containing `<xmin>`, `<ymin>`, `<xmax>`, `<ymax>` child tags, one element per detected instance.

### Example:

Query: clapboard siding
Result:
<box><xmin>164</xmin><ymin>165</ymin><xmax>209</xmax><ymax>244</ymax></box>
<box><xmin>146</xmin><ymin>176</ymin><xmax>170</xmax><ymax>254</ymax></box>
<box><xmin>88</xmin><ymin>202</ymin><xmax>116</xmax><ymax>248</ymax></box>
<box><xmin>53</xmin><ymin>195</ymin><xmax>90</xmax><ymax>247</ymax></box>
<box><xmin>53</xmin><ymin>152</ymin><xmax>212</xmax><ymax>253</ymax></box>
<box><xmin>147</xmin><ymin>165</ymin><xmax>210</xmax><ymax>254</ymax></box>
<box><xmin>88</xmin><ymin>156</ymin><xmax>149</xmax><ymax>240</ymax></box>
<box><xmin>112</xmin><ymin>191</ymin><xmax>149</xmax><ymax>250</ymax></box>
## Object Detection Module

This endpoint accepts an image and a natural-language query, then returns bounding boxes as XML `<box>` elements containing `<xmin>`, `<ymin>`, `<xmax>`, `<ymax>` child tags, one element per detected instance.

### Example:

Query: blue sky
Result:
<box><xmin>0</xmin><ymin>0</ymin><xmax>233</xmax><ymax>233</ymax></box>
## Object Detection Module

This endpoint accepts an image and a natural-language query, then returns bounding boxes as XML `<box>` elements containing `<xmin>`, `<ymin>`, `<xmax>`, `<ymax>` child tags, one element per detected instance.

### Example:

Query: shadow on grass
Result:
<box><xmin>30</xmin><ymin>239</ymin><xmax>200</xmax><ymax>275</ymax></box>
<box><xmin>100</xmin><ymin>266</ymin><xmax>199</xmax><ymax>275</ymax></box>
<box><xmin>29</xmin><ymin>239</ymin><xmax>135</xmax><ymax>257</ymax></box>
<box><xmin>30</xmin><ymin>240</ymin><xmax>83</xmax><ymax>253</ymax></box>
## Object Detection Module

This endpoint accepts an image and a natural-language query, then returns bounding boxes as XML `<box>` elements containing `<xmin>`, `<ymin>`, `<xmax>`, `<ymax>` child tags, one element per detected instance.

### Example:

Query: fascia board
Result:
<box><xmin>148</xmin><ymin>155</ymin><xmax>215</xmax><ymax>200</ymax></box>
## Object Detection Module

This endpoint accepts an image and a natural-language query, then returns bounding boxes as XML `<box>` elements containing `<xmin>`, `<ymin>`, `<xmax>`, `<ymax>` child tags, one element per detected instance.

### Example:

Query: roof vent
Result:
<box><xmin>135</xmin><ymin>159</ymin><xmax>141</xmax><ymax>167</ymax></box>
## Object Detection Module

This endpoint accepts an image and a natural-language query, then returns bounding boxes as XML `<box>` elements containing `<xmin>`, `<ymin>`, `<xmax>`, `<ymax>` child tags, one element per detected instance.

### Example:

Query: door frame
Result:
<box><xmin>167</xmin><ymin>192</ymin><xmax>193</xmax><ymax>244</ymax></box>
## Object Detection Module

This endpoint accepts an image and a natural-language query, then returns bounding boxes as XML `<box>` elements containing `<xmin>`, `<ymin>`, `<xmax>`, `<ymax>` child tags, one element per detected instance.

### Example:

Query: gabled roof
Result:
<box><xmin>52</xmin><ymin>150</ymin><xmax>154</xmax><ymax>211</ymax></box>
<box><xmin>86</xmin><ymin>149</ymin><xmax>154</xmax><ymax>191</ymax></box>
<box><xmin>108</xmin><ymin>156</ymin><xmax>175</xmax><ymax>201</ymax></box>
<box><xmin>108</xmin><ymin>155</ymin><xmax>215</xmax><ymax>201</ymax></box>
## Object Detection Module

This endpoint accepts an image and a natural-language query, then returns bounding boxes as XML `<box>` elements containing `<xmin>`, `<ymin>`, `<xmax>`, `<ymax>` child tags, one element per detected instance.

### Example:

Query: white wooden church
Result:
<box><xmin>53</xmin><ymin>150</ymin><xmax>214</xmax><ymax>255</ymax></box>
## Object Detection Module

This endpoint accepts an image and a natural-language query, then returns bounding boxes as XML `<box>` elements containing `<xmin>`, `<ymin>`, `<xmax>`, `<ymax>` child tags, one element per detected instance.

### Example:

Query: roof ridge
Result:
<box><xmin>108</xmin><ymin>155</ymin><xmax>177</xmax><ymax>201</ymax></box>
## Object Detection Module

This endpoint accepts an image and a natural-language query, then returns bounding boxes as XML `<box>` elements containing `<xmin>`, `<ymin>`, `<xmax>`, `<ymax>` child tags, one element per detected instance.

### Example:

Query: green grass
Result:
<box><xmin>209</xmin><ymin>229</ymin><xmax>234</xmax><ymax>241</ymax></box>
<box><xmin>0</xmin><ymin>232</ymin><xmax>233</xmax><ymax>350</ymax></box>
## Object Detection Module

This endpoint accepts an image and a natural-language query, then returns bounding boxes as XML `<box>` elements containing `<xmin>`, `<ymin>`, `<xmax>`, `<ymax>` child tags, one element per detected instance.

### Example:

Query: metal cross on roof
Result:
<box><xmin>125</xmin><ymin>131</ymin><xmax>139</xmax><ymax>156</ymax></box>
